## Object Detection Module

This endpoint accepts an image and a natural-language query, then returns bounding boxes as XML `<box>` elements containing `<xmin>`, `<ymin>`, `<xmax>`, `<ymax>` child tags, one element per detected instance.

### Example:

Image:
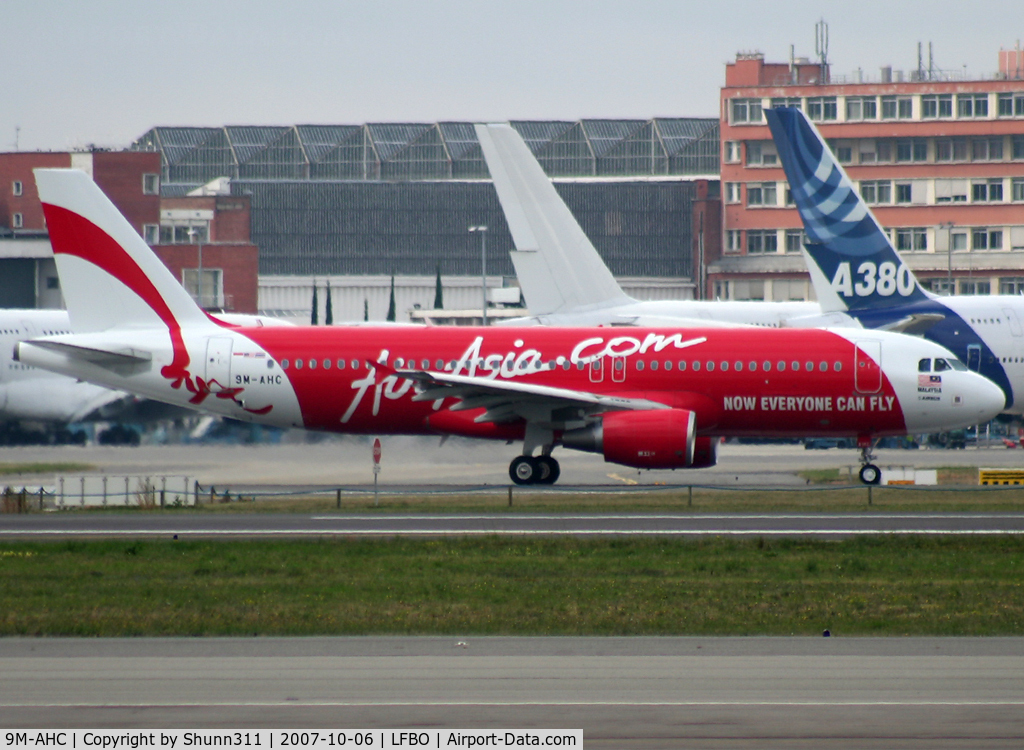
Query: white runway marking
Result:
<box><xmin>5</xmin><ymin>700</ymin><xmax>1024</xmax><ymax>708</ymax></box>
<box><xmin>2</xmin><ymin>528</ymin><xmax>1024</xmax><ymax>536</ymax></box>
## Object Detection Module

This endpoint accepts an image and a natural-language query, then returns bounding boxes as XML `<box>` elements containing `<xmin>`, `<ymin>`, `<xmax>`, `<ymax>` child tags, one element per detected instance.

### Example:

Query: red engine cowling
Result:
<box><xmin>690</xmin><ymin>436</ymin><xmax>719</xmax><ymax>469</ymax></box>
<box><xmin>562</xmin><ymin>409</ymin><xmax>710</xmax><ymax>470</ymax></box>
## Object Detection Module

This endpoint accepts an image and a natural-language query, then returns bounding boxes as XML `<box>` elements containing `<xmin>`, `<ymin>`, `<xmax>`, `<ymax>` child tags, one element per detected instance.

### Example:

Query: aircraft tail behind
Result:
<box><xmin>34</xmin><ymin>169</ymin><xmax>212</xmax><ymax>334</ymax></box>
<box><xmin>474</xmin><ymin>124</ymin><xmax>633</xmax><ymax>317</ymax></box>
<box><xmin>764</xmin><ymin>107</ymin><xmax>931</xmax><ymax>313</ymax></box>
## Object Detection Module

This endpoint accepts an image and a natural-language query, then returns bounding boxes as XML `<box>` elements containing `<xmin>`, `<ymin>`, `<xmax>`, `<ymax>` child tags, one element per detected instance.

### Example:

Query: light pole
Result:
<box><xmin>940</xmin><ymin>221</ymin><xmax>955</xmax><ymax>295</ymax></box>
<box><xmin>469</xmin><ymin>225</ymin><xmax>488</xmax><ymax>325</ymax></box>
<box><xmin>187</xmin><ymin>226</ymin><xmax>205</xmax><ymax>308</ymax></box>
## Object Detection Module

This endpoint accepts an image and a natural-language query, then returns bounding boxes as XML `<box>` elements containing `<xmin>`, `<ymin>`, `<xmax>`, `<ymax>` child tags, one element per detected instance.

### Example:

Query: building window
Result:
<box><xmin>845</xmin><ymin>97</ymin><xmax>863</xmax><ymax>120</ymax></box>
<box><xmin>12</xmin><ymin>180</ymin><xmax>22</xmax><ymax>196</ymax></box>
<box><xmin>746</xmin><ymin>182</ymin><xmax>777</xmax><ymax>207</ymax></box>
<box><xmin>881</xmin><ymin>96</ymin><xmax>913</xmax><ymax>119</ymax></box>
<box><xmin>12</xmin><ymin>212</ymin><xmax>23</xmax><ymax>228</ymax></box>
<box><xmin>972</xmin><ymin>179</ymin><xmax>1004</xmax><ymax>202</ymax></box>
<box><xmin>896</xmin><ymin>139</ymin><xmax>928</xmax><ymax>163</ymax></box>
<box><xmin>747</xmin><ymin>230</ymin><xmax>778</xmax><ymax>254</ymax></box>
<box><xmin>770</xmin><ymin>97</ymin><xmax>802</xmax><ymax>110</ymax></box>
<box><xmin>1014</xmin><ymin>135</ymin><xmax>1024</xmax><ymax>160</ymax></box>
<box><xmin>951</xmin><ymin>231</ymin><xmax>968</xmax><ymax>251</ymax></box>
<box><xmin>973</xmin><ymin>228</ymin><xmax>1004</xmax><ymax>250</ymax></box>
<box><xmin>142</xmin><ymin>174</ymin><xmax>159</xmax><ymax>195</ymax></box>
<box><xmin>860</xmin><ymin>180</ymin><xmax>892</xmax><ymax>204</ymax></box>
<box><xmin>725</xmin><ymin>182</ymin><xmax>741</xmax><ymax>203</ymax></box>
<box><xmin>896</xmin><ymin>183</ymin><xmax>913</xmax><ymax>203</ymax></box>
<box><xmin>895</xmin><ymin>228</ymin><xmax>927</xmax><ymax>251</ymax></box>
<box><xmin>143</xmin><ymin>224</ymin><xmax>159</xmax><ymax>244</ymax></box>
<box><xmin>733</xmin><ymin>280</ymin><xmax>765</xmax><ymax>300</ymax></box>
<box><xmin>935</xmin><ymin>139</ymin><xmax>967</xmax><ymax>162</ymax></box>
<box><xmin>971</xmin><ymin>137</ymin><xmax>1003</xmax><ymax>161</ymax></box>
<box><xmin>725</xmin><ymin>230</ymin><xmax>742</xmax><ymax>253</ymax></box>
<box><xmin>785</xmin><ymin>229</ymin><xmax>805</xmax><ymax>253</ymax></box>
<box><xmin>731</xmin><ymin>98</ymin><xmax>763</xmax><ymax>124</ymax></box>
<box><xmin>875</xmin><ymin>140</ymin><xmax>893</xmax><ymax>162</ymax></box>
<box><xmin>182</xmin><ymin>268</ymin><xmax>224</xmax><ymax>308</ymax></box>
<box><xmin>834</xmin><ymin>141</ymin><xmax>854</xmax><ymax>163</ymax></box>
<box><xmin>996</xmin><ymin>92</ymin><xmax>1024</xmax><ymax>116</ymax></box>
<box><xmin>1013</xmin><ymin>178</ymin><xmax>1024</xmax><ymax>202</ymax></box>
<box><xmin>807</xmin><ymin>96</ymin><xmax>837</xmax><ymax>121</ymax></box>
<box><xmin>1001</xmin><ymin>278</ymin><xmax>1024</xmax><ymax>294</ymax></box>
<box><xmin>921</xmin><ymin>94</ymin><xmax>953</xmax><ymax>118</ymax></box>
<box><xmin>958</xmin><ymin>93</ymin><xmax>989</xmax><ymax>118</ymax></box>
<box><xmin>724</xmin><ymin>141</ymin><xmax>740</xmax><ymax>162</ymax></box>
<box><xmin>960</xmin><ymin>280</ymin><xmax>991</xmax><ymax>295</ymax></box>
<box><xmin>745</xmin><ymin>141</ymin><xmax>777</xmax><ymax>166</ymax></box>
<box><xmin>161</xmin><ymin>224</ymin><xmax>209</xmax><ymax>244</ymax></box>
<box><xmin>935</xmin><ymin>179</ymin><xmax>968</xmax><ymax>203</ymax></box>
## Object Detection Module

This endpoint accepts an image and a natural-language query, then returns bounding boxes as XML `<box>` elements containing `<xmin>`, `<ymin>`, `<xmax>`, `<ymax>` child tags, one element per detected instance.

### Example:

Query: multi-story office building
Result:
<box><xmin>0</xmin><ymin>150</ymin><xmax>259</xmax><ymax>312</ymax></box>
<box><xmin>713</xmin><ymin>46</ymin><xmax>1024</xmax><ymax>301</ymax></box>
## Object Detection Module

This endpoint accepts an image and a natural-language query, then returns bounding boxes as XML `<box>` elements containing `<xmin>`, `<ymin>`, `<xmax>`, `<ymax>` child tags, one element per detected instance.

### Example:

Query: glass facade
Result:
<box><xmin>133</xmin><ymin>119</ymin><xmax>719</xmax><ymax>185</ymax></box>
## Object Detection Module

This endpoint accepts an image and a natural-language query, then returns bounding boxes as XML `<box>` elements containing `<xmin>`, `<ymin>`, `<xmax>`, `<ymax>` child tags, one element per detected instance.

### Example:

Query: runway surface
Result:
<box><xmin>2</xmin><ymin>637</ymin><xmax>1023</xmax><ymax>748</ymax></box>
<box><xmin>3</xmin><ymin>438</ymin><xmax>1024</xmax><ymax>487</ymax></box>
<box><xmin>4</xmin><ymin>511</ymin><xmax>1024</xmax><ymax>537</ymax></box>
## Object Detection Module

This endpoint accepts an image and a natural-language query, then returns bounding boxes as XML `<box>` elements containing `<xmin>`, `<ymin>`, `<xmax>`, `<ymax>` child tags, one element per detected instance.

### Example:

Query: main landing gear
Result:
<box><xmin>509</xmin><ymin>455</ymin><xmax>560</xmax><ymax>485</ymax></box>
<box><xmin>857</xmin><ymin>437</ymin><xmax>881</xmax><ymax>485</ymax></box>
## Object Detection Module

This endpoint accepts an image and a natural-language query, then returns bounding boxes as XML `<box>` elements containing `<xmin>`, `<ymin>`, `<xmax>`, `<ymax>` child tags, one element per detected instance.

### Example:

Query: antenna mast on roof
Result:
<box><xmin>815</xmin><ymin>18</ymin><xmax>829</xmax><ymax>84</ymax></box>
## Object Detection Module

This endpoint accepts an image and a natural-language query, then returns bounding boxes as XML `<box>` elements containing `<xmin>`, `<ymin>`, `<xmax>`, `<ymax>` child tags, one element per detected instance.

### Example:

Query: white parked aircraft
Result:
<box><xmin>474</xmin><ymin>122</ymin><xmax>824</xmax><ymax>328</ymax></box>
<box><xmin>0</xmin><ymin>307</ymin><xmax>290</xmax><ymax>438</ymax></box>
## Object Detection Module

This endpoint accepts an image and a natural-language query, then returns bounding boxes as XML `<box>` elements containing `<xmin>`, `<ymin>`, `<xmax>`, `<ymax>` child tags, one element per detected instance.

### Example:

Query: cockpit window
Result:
<box><xmin>934</xmin><ymin>359</ymin><xmax>952</xmax><ymax>372</ymax></box>
<box><xmin>918</xmin><ymin>358</ymin><xmax>931</xmax><ymax>372</ymax></box>
<box><xmin>947</xmin><ymin>358</ymin><xmax>968</xmax><ymax>371</ymax></box>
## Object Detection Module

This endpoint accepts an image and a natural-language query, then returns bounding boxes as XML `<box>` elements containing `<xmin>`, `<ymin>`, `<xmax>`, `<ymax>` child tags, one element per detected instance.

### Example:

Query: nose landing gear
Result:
<box><xmin>857</xmin><ymin>436</ymin><xmax>881</xmax><ymax>485</ymax></box>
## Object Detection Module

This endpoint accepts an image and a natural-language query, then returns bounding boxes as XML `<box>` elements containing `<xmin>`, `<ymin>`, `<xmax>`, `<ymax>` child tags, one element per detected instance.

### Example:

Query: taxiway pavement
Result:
<box><xmin>2</xmin><ymin>637</ymin><xmax>1023</xmax><ymax>748</ymax></box>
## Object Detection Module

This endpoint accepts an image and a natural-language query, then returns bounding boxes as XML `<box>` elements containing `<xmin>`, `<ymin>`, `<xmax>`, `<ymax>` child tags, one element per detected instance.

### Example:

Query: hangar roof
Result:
<box><xmin>132</xmin><ymin>118</ymin><xmax>719</xmax><ymax>188</ymax></box>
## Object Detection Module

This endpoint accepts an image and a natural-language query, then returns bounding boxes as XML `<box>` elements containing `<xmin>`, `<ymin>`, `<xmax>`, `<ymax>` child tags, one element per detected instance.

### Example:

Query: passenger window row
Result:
<box><xmin>635</xmin><ymin>359</ymin><xmax>842</xmax><ymax>373</ymax></box>
<box><xmin>276</xmin><ymin>357</ymin><xmax>845</xmax><ymax>374</ymax></box>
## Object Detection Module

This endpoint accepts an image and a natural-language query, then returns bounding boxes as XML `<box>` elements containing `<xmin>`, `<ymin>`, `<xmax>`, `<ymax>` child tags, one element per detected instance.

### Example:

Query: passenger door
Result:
<box><xmin>854</xmin><ymin>341</ymin><xmax>882</xmax><ymax>393</ymax></box>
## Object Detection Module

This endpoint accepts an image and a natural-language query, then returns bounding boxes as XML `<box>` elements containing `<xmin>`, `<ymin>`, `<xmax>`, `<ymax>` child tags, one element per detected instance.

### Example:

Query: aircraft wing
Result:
<box><xmin>392</xmin><ymin>366</ymin><xmax>668</xmax><ymax>425</ymax></box>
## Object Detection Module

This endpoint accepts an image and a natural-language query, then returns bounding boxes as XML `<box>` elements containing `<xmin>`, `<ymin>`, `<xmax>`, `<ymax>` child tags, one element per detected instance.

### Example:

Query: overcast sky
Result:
<box><xmin>2</xmin><ymin>0</ymin><xmax>1021</xmax><ymax>152</ymax></box>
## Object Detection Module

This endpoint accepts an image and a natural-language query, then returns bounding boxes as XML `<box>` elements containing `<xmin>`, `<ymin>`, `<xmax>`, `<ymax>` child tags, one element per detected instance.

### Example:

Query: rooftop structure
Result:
<box><xmin>713</xmin><ymin>46</ymin><xmax>1024</xmax><ymax>302</ymax></box>
<box><xmin>131</xmin><ymin>118</ymin><xmax>720</xmax><ymax>188</ymax></box>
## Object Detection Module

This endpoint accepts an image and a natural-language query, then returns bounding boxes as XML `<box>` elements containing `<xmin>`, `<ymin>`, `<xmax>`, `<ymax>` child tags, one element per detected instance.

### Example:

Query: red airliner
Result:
<box><xmin>17</xmin><ymin>170</ymin><xmax>1003</xmax><ymax>485</ymax></box>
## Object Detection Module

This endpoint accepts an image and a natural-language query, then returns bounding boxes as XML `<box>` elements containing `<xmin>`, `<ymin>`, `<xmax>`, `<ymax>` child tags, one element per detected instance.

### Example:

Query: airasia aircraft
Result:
<box><xmin>17</xmin><ymin>170</ymin><xmax>1004</xmax><ymax>484</ymax></box>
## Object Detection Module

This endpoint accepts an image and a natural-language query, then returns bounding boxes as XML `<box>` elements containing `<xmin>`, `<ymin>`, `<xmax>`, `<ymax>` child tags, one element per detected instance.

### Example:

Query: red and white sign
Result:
<box><xmin>372</xmin><ymin>437</ymin><xmax>382</xmax><ymax>465</ymax></box>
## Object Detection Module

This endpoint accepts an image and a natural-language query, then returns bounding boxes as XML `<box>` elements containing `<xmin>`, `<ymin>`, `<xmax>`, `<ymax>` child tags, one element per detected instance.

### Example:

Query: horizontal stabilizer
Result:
<box><xmin>19</xmin><ymin>339</ymin><xmax>152</xmax><ymax>369</ymax></box>
<box><xmin>878</xmin><ymin>313</ymin><xmax>947</xmax><ymax>335</ymax></box>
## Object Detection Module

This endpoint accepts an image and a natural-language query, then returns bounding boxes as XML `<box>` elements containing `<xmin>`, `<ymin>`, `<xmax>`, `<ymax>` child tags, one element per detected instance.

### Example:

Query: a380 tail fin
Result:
<box><xmin>764</xmin><ymin>107</ymin><xmax>931</xmax><ymax>313</ymax></box>
<box><xmin>474</xmin><ymin>123</ymin><xmax>633</xmax><ymax>317</ymax></box>
<box><xmin>34</xmin><ymin>169</ymin><xmax>212</xmax><ymax>334</ymax></box>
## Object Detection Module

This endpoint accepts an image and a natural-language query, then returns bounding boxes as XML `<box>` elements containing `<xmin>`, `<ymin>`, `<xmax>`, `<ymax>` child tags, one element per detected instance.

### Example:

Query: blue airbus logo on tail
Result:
<box><xmin>765</xmin><ymin>105</ymin><xmax>1020</xmax><ymax>414</ymax></box>
<box><xmin>766</xmin><ymin>108</ymin><xmax>930</xmax><ymax>311</ymax></box>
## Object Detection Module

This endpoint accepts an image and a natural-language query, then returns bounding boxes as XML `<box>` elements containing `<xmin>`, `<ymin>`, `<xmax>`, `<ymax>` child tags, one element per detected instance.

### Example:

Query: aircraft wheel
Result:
<box><xmin>859</xmin><ymin>463</ymin><xmax>882</xmax><ymax>485</ymax></box>
<box><xmin>510</xmin><ymin>456</ymin><xmax>538</xmax><ymax>485</ymax></box>
<box><xmin>536</xmin><ymin>456</ymin><xmax>560</xmax><ymax>485</ymax></box>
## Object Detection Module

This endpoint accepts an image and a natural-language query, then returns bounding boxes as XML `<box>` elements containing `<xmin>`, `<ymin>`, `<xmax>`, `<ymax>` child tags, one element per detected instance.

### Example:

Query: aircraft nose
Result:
<box><xmin>969</xmin><ymin>373</ymin><xmax>1007</xmax><ymax>422</ymax></box>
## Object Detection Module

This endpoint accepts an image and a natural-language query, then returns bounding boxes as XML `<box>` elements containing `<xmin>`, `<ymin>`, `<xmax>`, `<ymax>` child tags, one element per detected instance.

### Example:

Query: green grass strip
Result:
<box><xmin>2</xmin><ymin>537</ymin><xmax>1023</xmax><ymax>637</ymax></box>
<box><xmin>0</xmin><ymin>463</ymin><xmax>94</xmax><ymax>476</ymax></box>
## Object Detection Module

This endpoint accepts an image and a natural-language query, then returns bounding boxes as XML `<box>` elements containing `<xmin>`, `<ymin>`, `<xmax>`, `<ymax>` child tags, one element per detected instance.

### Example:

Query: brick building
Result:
<box><xmin>713</xmin><ymin>47</ymin><xmax>1024</xmax><ymax>301</ymax></box>
<box><xmin>0</xmin><ymin>153</ymin><xmax>258</xmax><ymax>312</ymax></box>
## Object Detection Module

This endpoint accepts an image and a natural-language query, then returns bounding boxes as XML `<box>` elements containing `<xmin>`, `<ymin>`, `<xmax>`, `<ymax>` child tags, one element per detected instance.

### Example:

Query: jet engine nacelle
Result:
<box><xmin>562</xmin><ymin>409</ymin><xmax>709</xmax><ymax>470</ymax></box>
